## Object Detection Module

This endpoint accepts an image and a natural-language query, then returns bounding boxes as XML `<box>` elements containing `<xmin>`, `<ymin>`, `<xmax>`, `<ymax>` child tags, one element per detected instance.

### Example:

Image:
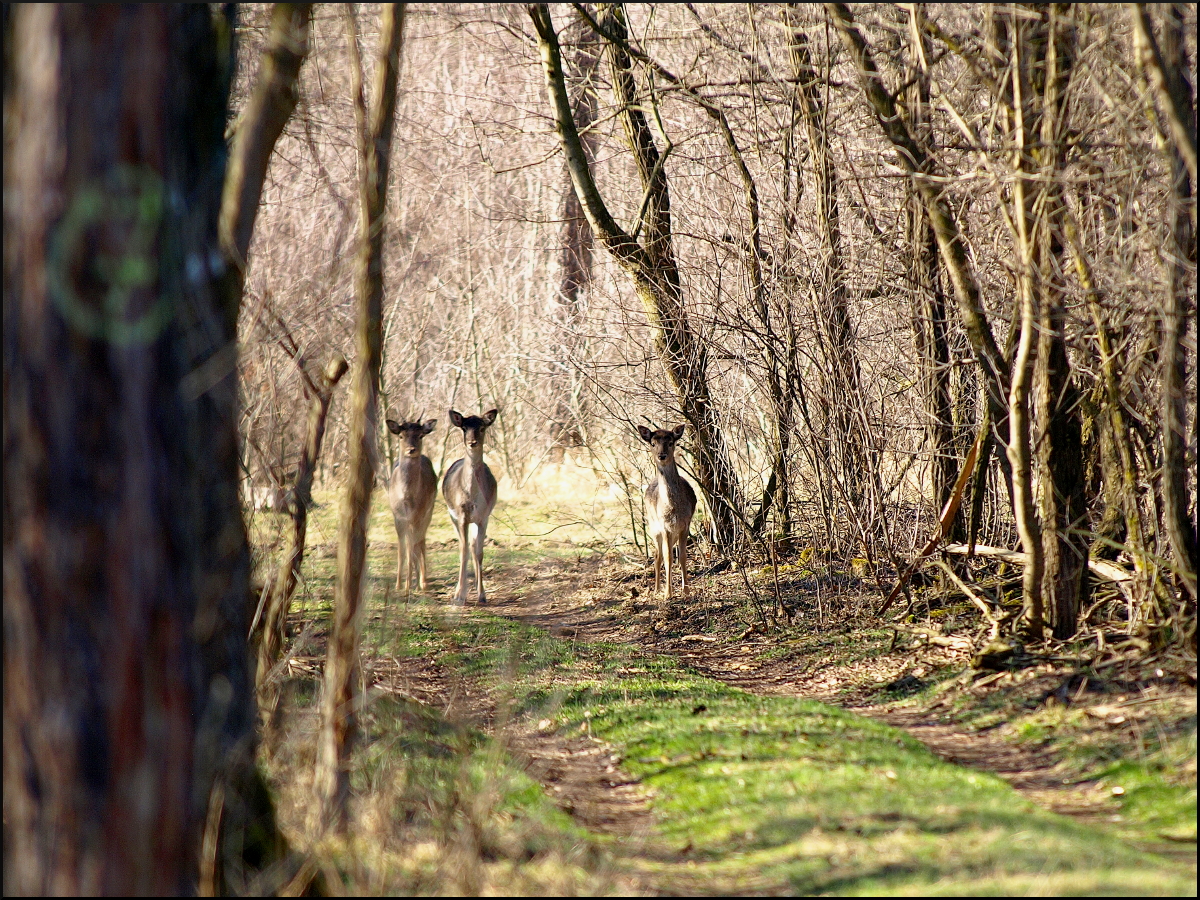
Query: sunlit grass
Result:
<box><xmin>250</xmin><ymin>464</ymin><xmax>1194</xmax><ymax>895</ymax></box>
<box><xmin>359</xmin><ymin>605</ymin><xmax>1196</xmax><ymax>895</ymax></box>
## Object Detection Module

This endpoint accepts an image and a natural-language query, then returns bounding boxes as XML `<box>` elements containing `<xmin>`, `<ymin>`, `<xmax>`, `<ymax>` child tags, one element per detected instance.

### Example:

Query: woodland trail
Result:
<box><xmin>448</xmin><ymin>553</ymin><xmax>1196</xmax><ymax>867</ymax></box>
<box><xmin>362</xmin><ymin>552</ymin><xmax>678</xmax><ymax>888</ymax></box>
<box><xmin>481</xmin><ymin>558</ymin><xmax>1075</xmax><ymax>810</ymax></box>
<box><xmin>280</xmin><ymin>535</ymin><xmax>1198</xmax><ymax>895</ymax></box>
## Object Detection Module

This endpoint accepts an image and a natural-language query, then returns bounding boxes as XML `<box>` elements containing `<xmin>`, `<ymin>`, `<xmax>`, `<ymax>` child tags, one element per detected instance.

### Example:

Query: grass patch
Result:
<box><xmin>262</xmin><ymin>687</ymin><xmax>628</xmax><ymax>896</ymax></box>
<box><xmin>365</xmin><ymin>603</ymin><xmax>1195</xmax><ymax>895</ymax></box>
<box><xmin>252</xmin><ymin>479</ymin><xmax>1194</xmax><ymax>895</ymax></box>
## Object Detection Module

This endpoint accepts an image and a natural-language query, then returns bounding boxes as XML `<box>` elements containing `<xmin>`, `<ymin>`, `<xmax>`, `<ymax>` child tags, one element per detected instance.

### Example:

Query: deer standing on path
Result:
<box><xmin>443</xmin><ymin>408</ymin><xmax>499</xmax><ymax>605</ymax></box>
<box><xmin>638</xmin><ymin>424</ymin><xmax>697</xmax><ymax>599</ymax></box>
<box><xmin>386</xmin><ymin>418</ymin><xmax>438</xmax><ymax>596</ymax></box>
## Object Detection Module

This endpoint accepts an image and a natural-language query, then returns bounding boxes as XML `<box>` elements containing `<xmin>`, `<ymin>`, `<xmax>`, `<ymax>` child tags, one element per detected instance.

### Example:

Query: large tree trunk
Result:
<box><xmin>1136</xmin><ymin>2</ymin><xmax>1198</xmax><ymax>604</ymax></box>
<box><xmin>788</xmin><ymin>23</ymin><xmax>867</xmax><ymax>525</ymax></box>
<box><xmin>317</xmin><ymin>3</ymin><xmax>406</xmax><ymax>831</ymax></box>
<box><xmin>3</xmin><ymin>6</ymin><xmax>267</xmax><ymax>893</ymax></box>
<box><xmin>896</xmin><ymin>4</ymin><xmax>959</xmax><ymax>535</ymax></box>
<box><xmin>548</xmin><ymin>24</ymin><xmax>600</xmax><ymax>461</ymax></box>
<box><xmin>1019</xmin><ymin>5</ymin><xmax>1090</xmax><ymax>639</ymax></box>
<box><xmin>531</xmin><ymin>3</ymin><xmax>744</xmax><ymax>546</ymax></box>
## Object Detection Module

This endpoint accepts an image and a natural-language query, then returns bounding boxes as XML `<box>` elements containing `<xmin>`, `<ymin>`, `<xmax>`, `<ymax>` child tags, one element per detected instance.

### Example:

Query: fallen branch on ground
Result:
<box><xmin>941</xmin><ymin>543</ymin><xmax>1132</xmax><ymax>583</ymax></box>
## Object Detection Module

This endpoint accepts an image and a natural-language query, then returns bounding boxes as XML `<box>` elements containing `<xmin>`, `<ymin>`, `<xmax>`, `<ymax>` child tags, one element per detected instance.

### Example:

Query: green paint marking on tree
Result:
<box><xmin>48</xmin><ymin>163</ymin><xmax>174</xmax><ymax>346</ymax></box>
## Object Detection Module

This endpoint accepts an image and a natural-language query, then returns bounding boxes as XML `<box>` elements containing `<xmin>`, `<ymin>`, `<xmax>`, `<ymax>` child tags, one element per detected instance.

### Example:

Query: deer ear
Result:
<box><xmin>423</xmin><ymin>419</ymin><xmax>437</xmax><ymax>434</ymax></box>
<box><xmin>449</xmin><ymin>410</ymin><xmax>464</xmax><ymax>427</ymax></box>
<box><xmin>386</xmin><ymin>419</ymin><xmax>402</xmax><ymax>434</ymax></box>
<box><xmin>482</xmin><ymin>408</ymin><xmax>498</xmax><ymax>425</ymax></box>
<box><xmin>637</xmin><ymin>425</ymin><xmax>654</xmax><ymax>442</ymax></box>
<box><xmin>672</xmin><ymin>424</ymin><xmax>686</xmax><ymax>439</ymax></box>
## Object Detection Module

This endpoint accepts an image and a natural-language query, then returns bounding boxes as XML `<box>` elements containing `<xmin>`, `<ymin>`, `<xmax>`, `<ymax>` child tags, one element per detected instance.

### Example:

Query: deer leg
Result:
<box><xmin>395</xmin><ymin>520</ymin><xmax>406</xmax><ymax>593</ymax></box>
<box><xmin>407</xmin><ymin>536</ymin><xmax>421</xmax><ymax>597</ymax></box>
<box><xmin>473</xmin><ymin>520</ymin><xmax>488</xmax><ymax>604</ymax></box>
<box><xmin>452</xmin><ymin>515</ymin><xmax>470</xmax><ymax>605</ymax></box>
<box><xmin>415</xmin><ymin>536</ymin><xmax>428</xmax><ymax>591</ymax></box>
<box><xmin>652</xmin><ymin>533</ymin><xmax>663</xmax><ymax>597</ymax></box>
<box><xmin>679</xmin><ymin>533</ymin><xmax>689</xmax><ymax>598</ymax></box>
<box><xmin>664</xmin><ymin>535</ymin><xmax>675</xmax><ymax>599</ymax></box>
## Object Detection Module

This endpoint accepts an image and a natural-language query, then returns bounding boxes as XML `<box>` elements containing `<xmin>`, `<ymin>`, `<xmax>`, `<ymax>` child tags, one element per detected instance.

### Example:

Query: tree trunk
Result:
<box><xmin>1008</xmin><ymin>202</ymin><xmax>1047</xmax><ymax>636</ymax></box>
<box><xmin>256</xmin><ymin>352</ymin><xmax>348</xmax><ymax>729</ymax></box>
<box><xmin>897</xmin><ymin>3</ymin><xmax>959</xmax><ymax>535</ymax></box>
<box><xmin>4</xmin><ymin>5</ymin><xmax>265</xmax><ymax>892</ymax></box>
<box><xmin>530</xmin><ymin>3</ymin><xmax>744</xmax><ymax>546</ymax></box>
<box><xmin>1127</xmin><ymin>2</ymin><xmax>1198</xmax><ymax>190</ymax></box>
<box><xmin>1007</xmin><ymin>7</ymin><xmax>1055</xmax><ymax>637</ymax></box>
<box><xmin>218</xmin><ymin>3</ymin><xmax>312</xmax><ymax>320</ymax></box>
<box><xmin>548</xmin><ymin>24</ymin><xmax>600</xmax><ymax>461</ymax></box>
<box><xmin>317</xmin><ymin>3</ymin><xmax>406</xmax><ymax>831</ymax></box>
<box><xmin>1144</xmin><ymin>3</ymin><xmax>1199</xmax><ymax>603</ymax></box>
<box><xmin>1022</xmin><ymin>5</ymin><xmax>1089</xmax><ymax>639</ymax></box>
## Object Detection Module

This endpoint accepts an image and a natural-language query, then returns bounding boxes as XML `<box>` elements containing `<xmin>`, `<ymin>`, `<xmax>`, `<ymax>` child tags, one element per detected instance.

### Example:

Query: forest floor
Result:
<box><xmin>253</xmin><ymin>463</ymin><xmax>1196</xmax><ymax>895</ymax></box>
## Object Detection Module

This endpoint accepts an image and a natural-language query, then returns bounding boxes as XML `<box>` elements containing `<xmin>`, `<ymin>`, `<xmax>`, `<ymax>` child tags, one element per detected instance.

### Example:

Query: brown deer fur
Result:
<box><xmin>638</xmin><ymin>424</ymin><xmax>697</xmax><ymax>598</ymax></box>
<box><xmin>386</xmin><ymin>418</ymin><xmax>437</xmax><ymax>594</ymax></box>
<box><xmin>442</xmin><ymin>409</ymin><xmax>499</xmax><ymax>604</ymax></box>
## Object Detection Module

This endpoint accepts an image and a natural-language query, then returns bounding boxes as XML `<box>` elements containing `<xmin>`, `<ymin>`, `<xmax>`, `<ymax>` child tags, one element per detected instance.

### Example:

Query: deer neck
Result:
<box><xmin>395</xmin><ymin>452</ymin><xmax>422</xmax><ymax>480</ymax></box>
<box><xmin>460</xmin><ymin>445</ymin><xmax>486</xmax><ymax>476</ymax></box>
<box><xmin>655</xmin><ymin>457</ymin><xmax>681</xmax><ymax>487</ymax></box>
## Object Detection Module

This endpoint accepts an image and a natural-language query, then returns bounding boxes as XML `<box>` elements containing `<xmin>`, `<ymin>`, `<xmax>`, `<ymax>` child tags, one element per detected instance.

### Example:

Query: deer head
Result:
<box><xmin>387</xmin><ymin>418</ymin><xmax>436</xmax><ymax>458</ymax></box>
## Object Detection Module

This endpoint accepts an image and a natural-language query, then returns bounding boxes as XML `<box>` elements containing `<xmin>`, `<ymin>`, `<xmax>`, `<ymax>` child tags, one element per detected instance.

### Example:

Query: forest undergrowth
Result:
<box><xmin>249</xmin><ymin>470</ymin><xmax>1196</xmax><ymax>896</ymax></box>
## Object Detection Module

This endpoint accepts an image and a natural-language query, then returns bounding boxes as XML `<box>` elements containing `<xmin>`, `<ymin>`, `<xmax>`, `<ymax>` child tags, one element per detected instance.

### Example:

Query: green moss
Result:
<box><xmin>384</xmin><ymin>608</ymin><xmax>1195</xmax><ymax>895</ymax></box>
<box><xmin>259</xmin><ymin>487</ymin><xmax>1195</xmax><ymax>895</ymax></box>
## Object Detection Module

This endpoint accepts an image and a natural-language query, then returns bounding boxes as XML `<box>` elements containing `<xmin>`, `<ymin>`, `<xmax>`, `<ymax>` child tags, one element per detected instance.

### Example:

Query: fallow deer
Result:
<box><xmin>442</xmin><ymin>408</ymin><xmax>499</xmax><ymax>605</ymax></box>
<box><xmin>638</xmin><ymin>424</ymin><xmax>697</xmax><ymax>599</ymax></box>
<box><xmin>386</xmin><ymin>418</ymin><xmax>437</xmax><ymax>595</ymax></box>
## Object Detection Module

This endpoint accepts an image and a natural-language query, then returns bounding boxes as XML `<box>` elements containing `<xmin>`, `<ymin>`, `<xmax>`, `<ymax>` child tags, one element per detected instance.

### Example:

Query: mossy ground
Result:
<box><xmin>250</xmin><ymin>460</ymin><xmax>1196</xmax><ymax>894</ymax></box>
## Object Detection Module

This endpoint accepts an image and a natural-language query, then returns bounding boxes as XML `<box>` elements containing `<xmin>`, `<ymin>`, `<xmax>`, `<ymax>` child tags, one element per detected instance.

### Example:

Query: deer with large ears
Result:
<box><xmin>442</xmin><ymin>408</ymin><xmax>499</xmax><ymax>605</ymax></box>
<box><xmin>638</xmin><ymin>423</ymin><xmax>698</xmax><ymax>599</ymax></box>
<box><xmin>386</xmin><ymin>418</ymin><xmax>438</xmax><ymax>596</ymax></box>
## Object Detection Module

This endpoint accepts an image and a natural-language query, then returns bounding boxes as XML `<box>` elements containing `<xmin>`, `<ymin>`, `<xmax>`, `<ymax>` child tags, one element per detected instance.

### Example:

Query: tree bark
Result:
<box><xmin>218</xmin><ymin>3</ymin><xmax>312</xmax><ymax>329</ymax></box>
<box><xmin>4</xmin><ymin>5</ymin><xmax>265</xmax><ymax>892</ymax></box>
<box><xmin>317</xmin><ymin>3</ymin><xmax>406</xmax><ymax>831</ymax></box>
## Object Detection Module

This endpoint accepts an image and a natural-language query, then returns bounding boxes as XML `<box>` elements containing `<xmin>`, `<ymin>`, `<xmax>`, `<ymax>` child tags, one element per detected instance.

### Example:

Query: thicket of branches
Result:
<box><xmin>238</xmin><ymin>2</ymin><xmax>1196</xmax><ymax>646</ymax></box>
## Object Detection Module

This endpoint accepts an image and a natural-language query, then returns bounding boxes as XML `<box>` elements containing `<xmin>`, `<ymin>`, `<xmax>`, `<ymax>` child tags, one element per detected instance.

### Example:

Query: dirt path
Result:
<box><xmin>477</xmin><ymin>556</ymin><xmax>1134</xmax><ymax>830</ymax></box>
<box><xmin>371</xmin><ymin>649</ymin><xmax>658</xmax><ymax>838</ymax></box>
<box><xmin>367</xmin><ymin>561</ymin><xmax>671</xmax><ymax>891</ymax></box>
